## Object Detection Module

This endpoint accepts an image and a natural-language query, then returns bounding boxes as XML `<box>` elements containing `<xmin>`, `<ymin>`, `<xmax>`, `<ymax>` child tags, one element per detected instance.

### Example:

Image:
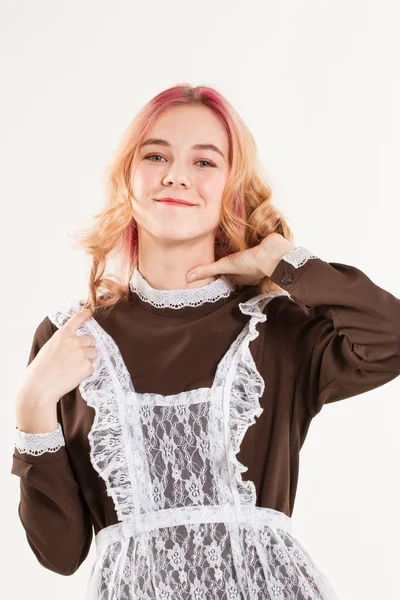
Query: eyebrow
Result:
<box><xmin>140</xmin><ymin>138</ymin><xmax>225</xmax><ymax>160</ymax></box>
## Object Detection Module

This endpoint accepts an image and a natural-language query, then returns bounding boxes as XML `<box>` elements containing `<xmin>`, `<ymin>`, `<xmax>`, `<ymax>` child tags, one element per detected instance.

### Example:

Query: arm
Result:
<box><xmin>265</xmin><ymin>246</ymin><xmax>400</xmax><ymax>419</ymax></box>
<box><xmin>11</xmin><ymin>317</ymin><xmax>93</xmax><ymax>576</ymax></box>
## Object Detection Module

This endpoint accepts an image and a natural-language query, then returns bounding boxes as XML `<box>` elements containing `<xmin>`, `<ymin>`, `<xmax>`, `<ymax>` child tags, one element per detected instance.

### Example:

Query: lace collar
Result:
<box><xmin>129</xmin><ymin>266</ymin><xmax>235</xmax><ymax>309</ymax></box>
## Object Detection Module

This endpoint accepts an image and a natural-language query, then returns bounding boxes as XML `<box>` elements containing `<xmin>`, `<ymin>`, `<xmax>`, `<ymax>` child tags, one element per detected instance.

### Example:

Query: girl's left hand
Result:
<box><xmin>186</xmin><ymin>233</ymin><xmax>297</xmax><ymax>286</ymax></box>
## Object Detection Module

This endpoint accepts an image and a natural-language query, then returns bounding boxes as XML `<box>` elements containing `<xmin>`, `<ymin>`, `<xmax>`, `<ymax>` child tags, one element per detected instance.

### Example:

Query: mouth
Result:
<box><xmin>154</xmin><ymin>198</ymin><xmax>196</xmax><ymax>207</ymax></box>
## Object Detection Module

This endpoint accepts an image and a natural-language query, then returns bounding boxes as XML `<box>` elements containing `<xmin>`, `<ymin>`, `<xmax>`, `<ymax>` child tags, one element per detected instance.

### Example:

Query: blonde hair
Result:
<box><xmin>73</xmin><ymin>83</ymin><xmax>295</xmax><ymax>315</ymax></box>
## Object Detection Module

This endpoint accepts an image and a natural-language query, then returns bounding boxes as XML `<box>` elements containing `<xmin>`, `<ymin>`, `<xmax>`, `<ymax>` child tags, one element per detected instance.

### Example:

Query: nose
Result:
<box><xmin>162</xmin><ymin>172</ymin><xmax>190</xmax><ymax>187</ymax></box>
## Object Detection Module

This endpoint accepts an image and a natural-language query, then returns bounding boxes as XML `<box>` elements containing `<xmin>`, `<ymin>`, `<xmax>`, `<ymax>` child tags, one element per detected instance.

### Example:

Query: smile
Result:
<box><xmin>155</xmin><ymin>200</ymin><xmax>196</xmax><ymax>207</ymax></box>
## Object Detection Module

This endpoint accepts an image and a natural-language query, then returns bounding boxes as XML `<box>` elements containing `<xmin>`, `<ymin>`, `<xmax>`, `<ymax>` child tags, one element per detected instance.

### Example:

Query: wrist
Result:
<box><xmin>15</xmin><ymin>401</ymin><xmax>59</xmax><ymax>435</ymax></box>
<box><xmin>257</xmin><ymin>238</ymin><xmax>297</xmax><ymax>277</ymax></box>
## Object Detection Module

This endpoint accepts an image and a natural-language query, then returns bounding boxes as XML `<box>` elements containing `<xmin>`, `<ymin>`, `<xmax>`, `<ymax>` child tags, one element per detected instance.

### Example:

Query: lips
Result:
<box><xmin>155</xmin><ymin>198</ymin><xmax>195</xmax><ymax>207</ymax></box>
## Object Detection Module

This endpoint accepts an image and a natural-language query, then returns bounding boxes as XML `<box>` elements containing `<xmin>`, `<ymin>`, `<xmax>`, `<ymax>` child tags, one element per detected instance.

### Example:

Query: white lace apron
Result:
<box><xmin>48</xmin><ymin>292</ymin><xmax>339</xmax><ymax>600</ymax></box>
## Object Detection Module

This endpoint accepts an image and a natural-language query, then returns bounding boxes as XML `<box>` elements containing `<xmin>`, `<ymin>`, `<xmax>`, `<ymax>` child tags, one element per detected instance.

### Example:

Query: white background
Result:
<box><xmin>2</xmin><ymin>1</ymin><xmax>400</xmax><ymax>598</ymax></box>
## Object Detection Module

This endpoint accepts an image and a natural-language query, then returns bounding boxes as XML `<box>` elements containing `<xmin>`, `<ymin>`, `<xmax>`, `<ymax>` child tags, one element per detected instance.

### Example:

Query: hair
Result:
<box><xmin>72</xmin><ymin>83</ymin><xmax>295</xmax><ymax>316</ymax></box>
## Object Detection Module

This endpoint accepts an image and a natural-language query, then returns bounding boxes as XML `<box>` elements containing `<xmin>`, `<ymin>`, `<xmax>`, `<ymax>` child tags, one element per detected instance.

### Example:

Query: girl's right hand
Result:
<box><xmin>17</xmin><ymin>308</ymin><xmax>98</xmax><ymax>406</ymax></box>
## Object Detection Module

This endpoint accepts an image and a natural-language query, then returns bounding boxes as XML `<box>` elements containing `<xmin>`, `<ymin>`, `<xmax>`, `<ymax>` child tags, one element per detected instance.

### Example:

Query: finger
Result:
<box><xmin>186</xmin><ymin>255</ymin><xmax>236</xmax><ymax>282</ymax></box>
<box><xmin>60</xmin><ymin>307</ymin><xmax>93</xmax><ymax>336</ymax></box>
<box><xmin>79</xmin><ymin>333</ymin><xmax>96</xmax><ymax>347</ymax></box>
<box><xmin>85</xmin><ymin>346</ymin><xmax>98</xmax><ymax>361</ymax></box>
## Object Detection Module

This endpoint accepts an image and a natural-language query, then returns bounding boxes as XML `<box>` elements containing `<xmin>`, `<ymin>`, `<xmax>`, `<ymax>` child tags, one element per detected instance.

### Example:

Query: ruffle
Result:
<box><xmin>226</xmin><ymin>291</ymin><xmax>291</xmax><ymax>506</ymax></box>
<box><xmin>48</xmin><ymin>298</ymin><xmax>144</xmax><ymax>522</ymax></box>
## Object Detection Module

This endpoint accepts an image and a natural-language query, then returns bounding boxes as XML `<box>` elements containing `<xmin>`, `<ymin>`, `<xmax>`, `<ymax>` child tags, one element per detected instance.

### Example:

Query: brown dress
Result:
<box><xmin>11</xmin><ymin>246</ymin><xmax>400</xmax><ymax>599</ymax></box>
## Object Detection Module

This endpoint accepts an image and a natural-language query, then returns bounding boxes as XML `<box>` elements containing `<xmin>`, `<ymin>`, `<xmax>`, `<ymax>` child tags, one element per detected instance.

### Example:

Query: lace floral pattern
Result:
<box><xmin>90</xmin><ymin>513</ymin><xmax>338</xmax><ymax>600</ymax></box>
<box><xmin>129</xmin><ymin>267</ymin><xmax>235</xmax><ymax>308</ymax></box>
<box><xmin>48</xmin><ymin>288</ymin><xmax>338</xmax><ymax>600</ymax></box>
<box><xmin>14</xmin><ymin>423</ymin><xmax>65</xmax><ymax>455</ymax></box>
<box><xmin>282</xmin><ymin>246</ymin><xmax>319</xmax><ymax>268</ymax></box>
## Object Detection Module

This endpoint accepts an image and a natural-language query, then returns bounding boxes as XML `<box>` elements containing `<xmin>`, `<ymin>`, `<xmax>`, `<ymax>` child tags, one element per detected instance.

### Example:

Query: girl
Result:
<box><xmin>12</xmin><ymin>84</ymin><xmax>400</xmax><ymax>599</ymax></box>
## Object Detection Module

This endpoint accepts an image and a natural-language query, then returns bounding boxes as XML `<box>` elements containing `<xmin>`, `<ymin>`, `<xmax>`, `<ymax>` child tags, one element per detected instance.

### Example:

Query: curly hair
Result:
<box><xmin>72</xmin><ymin>83</ymin><xmax>295</xmax><ymax>316</ymax></box>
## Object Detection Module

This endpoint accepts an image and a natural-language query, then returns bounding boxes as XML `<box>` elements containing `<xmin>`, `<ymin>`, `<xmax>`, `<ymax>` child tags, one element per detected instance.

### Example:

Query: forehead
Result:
<box><xmin>146</xmin><ymin>104</ymin><xmax>229</xmax><ymax>153</ymax></box>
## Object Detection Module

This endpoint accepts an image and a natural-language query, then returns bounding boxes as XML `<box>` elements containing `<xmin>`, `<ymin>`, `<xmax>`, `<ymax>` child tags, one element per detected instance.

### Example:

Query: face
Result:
<box><xmin>131</xmin><ymin>104</ymin><xmax>230</xmax><ymax>245</ymax></box>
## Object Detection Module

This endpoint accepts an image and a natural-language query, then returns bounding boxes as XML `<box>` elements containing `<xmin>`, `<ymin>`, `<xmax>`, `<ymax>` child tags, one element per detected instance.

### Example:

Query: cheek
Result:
<box><xmin>132</xmin><ymin>165</ymin><xmax>157</xmax><ymax>198</ymax></box>
<box><xmin>198</xmin><ymin>173</ymin><xmax>227</xmax><ymax>206</ymax></box>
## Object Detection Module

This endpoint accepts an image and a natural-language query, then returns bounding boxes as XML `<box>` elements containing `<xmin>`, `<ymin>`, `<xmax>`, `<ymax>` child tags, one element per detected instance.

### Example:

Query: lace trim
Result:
<box><xmin>49</xmin><ymin>298</ymin><xmax>146</xmax><ymax>522</ymax></box>
<box><xmin>281</xmin><ymin>246</ymin><xmax>319</xmax><ymax>268</ymax></box>
<box><xmin>226</xmin><ymin>292</ymin><xmax>282</xmax><ymax>505</ymax></box>
<box><xmin>14</xmin><ymin>423</ymin><xmax>65</xmax><ymax>456</ymax></box>
<box><xmin>129</xmin><ymin>267</ymin><xmax>235</xmax><ymax>308</ymax></box>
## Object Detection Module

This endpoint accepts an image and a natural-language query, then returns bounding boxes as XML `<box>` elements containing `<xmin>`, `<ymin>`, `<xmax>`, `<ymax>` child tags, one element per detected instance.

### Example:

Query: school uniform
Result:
<box><xmin>11</xmin><ymin>246</ymin><xmax>400</xmax><ymax>599</ymax></box>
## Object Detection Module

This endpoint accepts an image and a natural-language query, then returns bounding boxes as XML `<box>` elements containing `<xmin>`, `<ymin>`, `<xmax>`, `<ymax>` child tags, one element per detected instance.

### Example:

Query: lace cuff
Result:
<box><xmin>281</xmin><ymin>246</ymin><xmax>319</xmax><ymax>268</ymax></box>
<box><xmin>14</xmin><ymin>423</ymin><xmax>66</xmax><ymax>456</ymax></box>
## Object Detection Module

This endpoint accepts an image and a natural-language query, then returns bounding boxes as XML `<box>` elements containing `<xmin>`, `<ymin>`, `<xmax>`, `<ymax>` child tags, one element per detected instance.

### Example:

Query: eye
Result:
<box><xmin>196</xmin><ymin>160</ymin><xmax>215</xmax><ymax>168</ymax></box>
<box><xmin>145</xmin><ymin>154</ymin><xmax>166</xmax><ymax>163</ymax></box>
<box><xmin>144</xmin><ymin>154</ymin><xmax>215</xmax><ymax>168</ymax></box>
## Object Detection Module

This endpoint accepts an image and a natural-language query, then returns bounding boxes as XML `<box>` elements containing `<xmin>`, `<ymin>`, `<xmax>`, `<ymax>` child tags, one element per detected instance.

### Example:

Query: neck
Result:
<box><xmin>137</xmin><ymin>229</ymin><xmax>217</xmax><ymax>291</ymax></box>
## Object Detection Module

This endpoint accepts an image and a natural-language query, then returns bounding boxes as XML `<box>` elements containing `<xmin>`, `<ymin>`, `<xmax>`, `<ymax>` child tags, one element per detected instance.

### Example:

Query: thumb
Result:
<box><xmin>187</xmin><ymin>255</ymin><xmax>234</xmax><ymax>283</ymax></box>
<box><xmin>186</xmin><ymin>268</ymin><xmax>204</xmax><ymax>283</ymax></box>
<box><xmin>186</xmin><ymin>264</ymin><xmax>215</xmax><ymax>283</ymax></box>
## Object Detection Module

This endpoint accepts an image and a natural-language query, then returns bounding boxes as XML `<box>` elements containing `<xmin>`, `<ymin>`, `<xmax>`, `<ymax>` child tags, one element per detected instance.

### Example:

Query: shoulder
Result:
<box><xmin>263</xmin><ymin>289</ymin><xmax>329</xmax><ymax>358</ymax></box>
<box><xmin>32</xmin><ymin>315</ymin><xmax>59</xmax><ymax>346</ymax></box>
<box><xmin>264</xmin><ymin>291</ymin><xmax>310</xmax><ymax>325</ymax></box>
<box><xmin>240</xmin><ymin>286</ymin><xmax>293</xmax><ymax>315</ymax></box>
<box><xmin>28</xmin><ymin>294</ymin><xmax>83</xmax><ymax>353</ymax></box>
<box><xmin>46</xmin><ymin>296</ymin><xmax>86</xmax><ymax>329</ymax></box>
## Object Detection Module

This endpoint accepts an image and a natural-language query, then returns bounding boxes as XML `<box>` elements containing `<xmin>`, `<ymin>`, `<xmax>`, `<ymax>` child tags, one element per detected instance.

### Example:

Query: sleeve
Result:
<box><xmin>11</xmin><ymin>316</ymin><xmax>93</xmax><ymax>576</ymax></box>
<box><xmin>268</xmin><ymin>246</ymin><xmax>400</xmax><ymax>419</ymax></box>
